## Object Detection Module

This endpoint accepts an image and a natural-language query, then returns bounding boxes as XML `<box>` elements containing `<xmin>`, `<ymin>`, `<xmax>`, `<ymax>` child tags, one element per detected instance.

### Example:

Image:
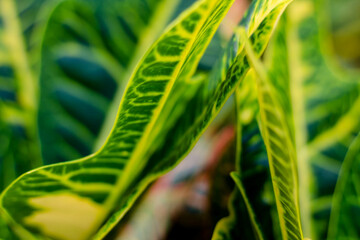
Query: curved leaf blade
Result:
<box><xmin>0</xmin><ymin>0</ymin><xmax>235</xmax><ymax>239</ymax></box>
<box><xmin>143</xmin><ymin>0</ymin><xmax>293</xmax><ymax>195</ymax></box>
<box><xmin>212</xmin><ymin>70</ymin><xmax>275</xmax><ymax>240</ymax></box>
<box><xmin>243</xmin><ymin>28</ymin><xmax>303</xmax><ymax>239</ymax></box>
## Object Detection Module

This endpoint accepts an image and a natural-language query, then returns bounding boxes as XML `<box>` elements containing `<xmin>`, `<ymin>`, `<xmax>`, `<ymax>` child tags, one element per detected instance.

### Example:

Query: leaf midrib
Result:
<box><xmin>101</xmin><ymin>0</ymin><xmax>233</xmax><ymax>213</ymax></box>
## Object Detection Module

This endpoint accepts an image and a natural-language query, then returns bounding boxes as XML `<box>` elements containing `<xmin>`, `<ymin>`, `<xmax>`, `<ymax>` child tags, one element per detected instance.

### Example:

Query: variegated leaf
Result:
<box><xmin>0</xmin><ymin>0</ymin><xmax>235</xmax><ymax>239</ymax></box>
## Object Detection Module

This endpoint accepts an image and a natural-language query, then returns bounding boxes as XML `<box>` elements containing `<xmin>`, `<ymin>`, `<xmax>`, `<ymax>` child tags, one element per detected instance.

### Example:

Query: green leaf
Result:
<box><xmin>264</xmin><ymin>16</ymin><xmax>294</xmax><ymax>139</ymax></box>
<box><xmin>0</xmin><ymin>0</ymin><xmax>234</xmax><ymax>239</ymax></box>
<box><xmin>328</xmin><ymin>132</ymin><xmax>360</xmax><ymax>239</ymax></box>
<box><xmin>144</xmin><ymin>0</ymin><xmax>294</xmax><ymax>204</ymax></box>
<box><xmin>0</xmin><ymin>213</ymin><xmax>17</xmax><ymax>240</ymax></box>
<box><xmin>37</xmin><ymin>0</ymin><xmax>179</xmax><ymax>164</ymax></box>
<box><xmin>0</xmin><ymin>0</ymin><xmax>59</xmax><ymax>117</ymax></box>
<box><xmin>212</xmin><ymin>170</ymin><xmax>265</xmax><ymax>240</ymax></box>
<box><xmin>212</xmin><ymin>70</ymin><xmax>277</xmax><ymax>240</ymax></box>
<box><xmin>143</xmin><ymin>1</ymin><xmax>293</xmax><ymax>239</ymax></box>
<box><xmin>0</xmin><ymin>0</ymin><xmax>40</xmax><ymax>111</ymax></box>
<box><xmin>286</xmin><ymin>0</ymin><xmax>360</xmax><ymax>238</ymax></box>
<box><xmin>231</xmin><ymin>172</ymin><xmax>264</xmax><ymax>240</ymax></box>
<box><xmin>0</xmin><ymin>0</ymin><xmax>51</xmax><ymax>187</ymax></box>
<box><xmin>242</xmin><ymin>26</ymin><xmax>304</xmax><ymax>240</ymax></box>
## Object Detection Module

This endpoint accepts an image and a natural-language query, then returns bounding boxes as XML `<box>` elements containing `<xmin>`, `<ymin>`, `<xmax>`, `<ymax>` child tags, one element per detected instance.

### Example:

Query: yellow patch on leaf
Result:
<box><xmin>24</xmin><ymin>193</ymin><xmax>104</xmax><ymax>240</ymax></box>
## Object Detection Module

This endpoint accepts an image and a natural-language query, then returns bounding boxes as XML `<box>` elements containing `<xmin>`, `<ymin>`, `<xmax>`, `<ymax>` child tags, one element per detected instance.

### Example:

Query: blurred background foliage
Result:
<box><xmin>0</xmin><ymin>0</ymin><xmax>359</xmax><ymax>239</ymax></box>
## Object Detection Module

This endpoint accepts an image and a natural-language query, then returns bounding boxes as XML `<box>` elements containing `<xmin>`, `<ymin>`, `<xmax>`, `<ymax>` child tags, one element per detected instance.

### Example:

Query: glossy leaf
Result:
<box><xmin>243</xmin><ymin>28</ymin><xmax>303</xmax><ymax>239</ymax></box>
<box><xmin>213</xmin><ymin>3</ymin><xmax>296</xmax><ymax>239</ymax></box>
<box><xmin>144</xmin><ymin>0</ymin><xmax>294</xmax><ymax>204</ymax></box>
<box><xmin>146</xmin><ymin>1</ymin><xmax>293</xmax><ymax>239</ymax></box>
<box><xmin>0</xmin><ymin>0</ymin><xmax>234</xmax><ymax>239</ymax></box>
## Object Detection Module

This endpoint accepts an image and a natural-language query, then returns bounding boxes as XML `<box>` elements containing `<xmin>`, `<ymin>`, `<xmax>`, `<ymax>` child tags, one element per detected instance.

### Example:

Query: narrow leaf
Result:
<box><xmin>231</xmin><ymin>172</ymin><xmax>264</xmax><ymax>240</ymax></box>
<box><xmin>212</xmin><ymin>70</ymin><xmax>269</xmax><ymax>240</ymax></box>
<box><xmin>328</xmin><ymin>132</ymin><xmax>360</xmax><ymax>239</ymax></box>
<box><xmin>144</xmin><ymin>0</ymin><xmax>294</xmax><ymax>202</ymax></box>
<box><xmin>212</xmin><ymin>170</ymin><xmax>265</xmax><ymax>240</ymax></box>
<box><xmin>242</xmin><ymin>28</ymin><xmax>304</xmax><ymax>239</ymax></box>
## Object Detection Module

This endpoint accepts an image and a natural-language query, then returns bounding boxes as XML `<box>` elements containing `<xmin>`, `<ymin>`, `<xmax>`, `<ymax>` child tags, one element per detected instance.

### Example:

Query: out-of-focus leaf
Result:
<box><xmin>243</xmin><ymin>27</ymin><xmax>303</xmax><ymax>239</ymax></box>
<box><xmin>211</xmin><ymin>55</ymin><xmax>284</xmax><ymax>239</ymax></box>
<box><xmin>322</xmin><ymin>0</ymin><xmax>360</xmax><ymax>69</ymax></box>
<box><xmin>0</xmin><ymin>0</ymin><xmax>50</xmax><ymax>110</ymax></box>
<box><xmin>0</xmin><ymin>0</ymin><xmax>235</xmax><ymax>239</ymax></box>
<box><xmin>328</xmin><ymin>132</ymin><xmax>360</xmax><ymax>239</ymax></box>
<box><xmin>0</xmin><ymin>213</ymin><xmax>17</xmax><ymax>240</ymax></box>
<box><xmin>0</xmin><ymin>0</ymin><xmax>51</xmax><ymax>188</ymax></box>
<box><xmin>38</xmin><ymin>0</ymin><xmax>179</xmax><ymax>164</ymax></box>
<box><xmin>286</xmin><ymin>0</ymin><xmax>360</xmax><ymax>238</ymax></box>
<box><xmin>159</xmin><ymin>0</ymin><xmax>293</xmax><ymax>239</ymax></box>
<box><xmin>264</xmin><ymin>16</ymin><xmax>294</xmax><ymax>139</ymax></box>
<box><xmin>212</xmin><ymin>70</ymin><xmax>274</xmax><ymax>240</ymax></box>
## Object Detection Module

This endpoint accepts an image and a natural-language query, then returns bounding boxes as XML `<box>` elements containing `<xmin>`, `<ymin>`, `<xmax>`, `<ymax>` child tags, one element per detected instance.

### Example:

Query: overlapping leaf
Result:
<box><xmin>212</xmin><ymin>107</ymin><xmax>272</xmax><ymax>240</ymax></box>
<box><xmin>243</xmin><ymin>26</ymin><xmax>303</xmax><ymax>239</ymax></box>
<box><xmin>143</xmin><ymin>1</ymin><xmax>294</xmax><ymax>239</ymax></box>
<box><xmin>212</xmin><ymin>169</ymin><xmax>268</xmax><ymax>240</ymax></box>
<box><xmin>171</xmin><ymin>1</ymin><xmax>295</xmax><ymax>238</ymax></box>
<box><xmin>0</xmin><ymin>0</ymin><xmax>235</xmax><ymax>239</ymax></box>
<box><xmin>143</xmin><ymin>0</ymin><xmax>293</xmax><ymax>199</ymax></box>
<box><xmin>1</xmin><ymin>0</ymin><xmax>295</xmax><ymax>238</ymax></box>
<box><xmin>212</xmin><ymin>70</ymin><xmax>280</xmax><ymax>240</ymax></box>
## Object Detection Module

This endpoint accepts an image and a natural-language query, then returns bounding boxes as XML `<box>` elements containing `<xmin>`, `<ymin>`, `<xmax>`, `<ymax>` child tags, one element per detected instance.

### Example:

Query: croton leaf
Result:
<box><xmin>328</xmin><ymin>132</ymin><xmax>360</xmax><ymax>239</ymax></box>
<box><xmin>212</xmin><ymin>68</ymin><xmax>277</xmax><ymax>240</ymax></box>
<box><xmin>243</xmin><ymin>26</ymin><xmax>303</xmax><ymax>239</ymax></box>
<box><xmin>0</xmin><ymin>0</ymin><xmax>235</xmax><ymax>239</ymax></box>
<box><xmin>143</xmin><ymin>0</ymin><xmax>294</xmax><ymax>205</ymax></box>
